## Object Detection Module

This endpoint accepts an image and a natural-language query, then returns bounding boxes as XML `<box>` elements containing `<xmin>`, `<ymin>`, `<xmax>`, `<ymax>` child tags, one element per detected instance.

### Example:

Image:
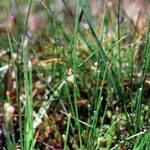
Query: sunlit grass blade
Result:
<box><xmin>7</xmin><ymin>33</ymin><xmax>23</xmax><ymax>150</ymax></box>
<box><xmin>22</xmin><ymin>39</ymin><xmax>33</xmax><ymax>150</ymax></box>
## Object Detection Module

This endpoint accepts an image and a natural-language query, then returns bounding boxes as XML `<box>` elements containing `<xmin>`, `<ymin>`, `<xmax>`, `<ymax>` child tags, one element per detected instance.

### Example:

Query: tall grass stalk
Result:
<box><xmin>134</xmin><ymin>19</ymin><xmax>150</xmax><ymax>134</ymax></box>
<box><xmin>23</xmin><ymin>0</ymin><xmax>32</xmax><ymax>41</ymax></box>
<box><xmin>78</xmin><ymin>0</ymin><xmax>130</xmax><ymax>122</ymax></box>
<box><xmin>69</xmin><ymin>0</ymin><xmax>83</xmax><ymax>148</ymax></box>
<box><xmin>8</xmin><ymin>33</ymin><xmax>23</xmax><ymax>150</ymax></box>
<box><xmin>22</xmin><ymin>41</ymin><xmax>33</xmax><ymax>150</ymax></box>
<box><xmin>117</xmin><ymin>0</ymin><xmax>121</xmax><ymax>74</ymax></box>
<box><xmin>87</xmin><ymin>67</ymin><xmax>107</xmax><ymax>149</ymax></box>
<box><xmin>135</xmin><ymin>87</ymin><xmax>143</xmax><ymax>133</ymax></box>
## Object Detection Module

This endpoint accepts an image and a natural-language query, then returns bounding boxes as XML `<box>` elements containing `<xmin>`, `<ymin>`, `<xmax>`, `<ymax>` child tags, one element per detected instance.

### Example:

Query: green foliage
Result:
<box><xmin>0</xmin><ymin>0</ymin><xmax>150</xmax><ymax>149</ymax></box>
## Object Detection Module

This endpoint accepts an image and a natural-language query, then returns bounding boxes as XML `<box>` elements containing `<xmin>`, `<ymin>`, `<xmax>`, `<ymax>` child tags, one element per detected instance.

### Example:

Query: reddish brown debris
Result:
<box><xmin>0</xmin><ymin>11</ymin><xmax>15</xmax><ymax>34</ymax></box>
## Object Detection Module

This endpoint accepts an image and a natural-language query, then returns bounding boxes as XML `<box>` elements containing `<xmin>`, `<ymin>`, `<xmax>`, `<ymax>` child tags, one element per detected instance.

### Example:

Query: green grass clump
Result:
<box><xmin>0</xmin><ymin>0</ymin><xmax>150</xmax><ymax>149</ymax></box>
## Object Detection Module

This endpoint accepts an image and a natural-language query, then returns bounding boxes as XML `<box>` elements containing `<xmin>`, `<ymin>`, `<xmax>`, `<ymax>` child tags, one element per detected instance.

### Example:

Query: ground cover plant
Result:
<box><xmin>0</xmin><ymin>0</ymin><xmax>150</xmax><ymax>149</ymax></box>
